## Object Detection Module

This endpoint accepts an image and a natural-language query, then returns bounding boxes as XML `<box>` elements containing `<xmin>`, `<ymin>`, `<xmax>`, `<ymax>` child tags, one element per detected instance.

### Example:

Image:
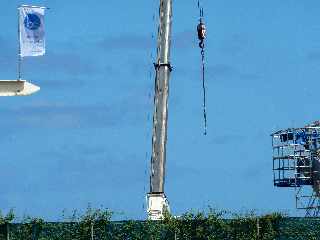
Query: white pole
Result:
<box><xmin>17</xmin><ymin>7</ymin><xmax>22</xmax><ymax>80</ymax></box>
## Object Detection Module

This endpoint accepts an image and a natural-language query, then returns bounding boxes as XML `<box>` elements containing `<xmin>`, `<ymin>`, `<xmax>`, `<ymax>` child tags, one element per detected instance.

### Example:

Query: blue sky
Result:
<box><xmin>1</xmin><ymin>0</ymin><xmax>320</xmax><ymax>220</ymax></box>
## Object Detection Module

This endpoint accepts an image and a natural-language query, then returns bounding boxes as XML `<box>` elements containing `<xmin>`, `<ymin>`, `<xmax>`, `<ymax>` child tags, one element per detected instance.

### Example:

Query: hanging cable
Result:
<box><xmin>197</xmin><ymin>1</ymin><xmax>207</xmax><ymax>135</ymax></box>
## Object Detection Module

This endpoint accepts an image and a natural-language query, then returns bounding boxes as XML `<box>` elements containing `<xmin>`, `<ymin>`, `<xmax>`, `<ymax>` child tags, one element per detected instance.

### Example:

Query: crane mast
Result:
<box><xmin>147</xmin><ymin>0</ymin><xmax>172</xmax><ymax>220</ymax></box>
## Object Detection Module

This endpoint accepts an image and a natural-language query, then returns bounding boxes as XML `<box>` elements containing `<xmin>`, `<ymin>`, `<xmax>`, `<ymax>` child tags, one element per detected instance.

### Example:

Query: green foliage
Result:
<box><xmin>9</xmin><ymin>216</ymin><xmax>44</xmax><ymax>240</ymax></box>
<box><xmin>0</xmin><ymin>209</ymin><xmax>15</xmax><ymax>240</ymax></box>
<box><xmin>160</xmin><ymin>209</ymin><xmax>283</xmax><ymax>240</ymax></box>
<box><xmin>0</xmin><ymin>209</ymin><xmax>15</xmax><ymax>225</ymax></box>
<box><xmin>278</xmin><ymin>218</ymin><xmax>320</xmax><ymax>240</ymax></box>
<box><xmin>1</xmin><ymin>207</ymin><xmax>320</xmax><ymax>239</ymax></box>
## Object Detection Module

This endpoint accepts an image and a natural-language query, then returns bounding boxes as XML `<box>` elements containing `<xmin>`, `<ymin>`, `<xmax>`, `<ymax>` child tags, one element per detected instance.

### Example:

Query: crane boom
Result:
<box><xmin>147</xmin><ymin>0</ymin><xmax>173</xmax><ymax>220</ymax></box>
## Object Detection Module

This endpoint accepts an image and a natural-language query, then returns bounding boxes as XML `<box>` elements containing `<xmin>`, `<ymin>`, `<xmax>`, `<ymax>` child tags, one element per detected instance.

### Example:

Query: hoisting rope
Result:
<box><xmin>197</xmin><ymin>0</ymin><xmax>207</xmax><ymax>135</ymax></box>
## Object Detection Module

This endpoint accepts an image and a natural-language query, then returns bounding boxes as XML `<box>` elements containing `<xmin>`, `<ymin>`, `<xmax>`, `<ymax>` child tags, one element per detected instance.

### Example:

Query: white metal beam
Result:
<box><xmin>0</xmin><ymin>80</ymin><xmax>40</xmax><ymax>96</ymax></box>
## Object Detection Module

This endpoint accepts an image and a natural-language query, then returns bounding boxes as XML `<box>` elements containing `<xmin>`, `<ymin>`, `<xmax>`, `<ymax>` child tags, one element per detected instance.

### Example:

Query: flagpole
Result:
<box><xmin>17</xmin><ymin>7</ymin><xmax>22</xmax><ymax>81</ymax></box>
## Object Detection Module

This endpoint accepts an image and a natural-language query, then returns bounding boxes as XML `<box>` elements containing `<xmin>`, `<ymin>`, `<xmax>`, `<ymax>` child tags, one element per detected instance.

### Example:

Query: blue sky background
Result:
<box><xmin>1</xmin><ymin>0</ymin><xmax>320</xmax><ymax>220</ymax></box>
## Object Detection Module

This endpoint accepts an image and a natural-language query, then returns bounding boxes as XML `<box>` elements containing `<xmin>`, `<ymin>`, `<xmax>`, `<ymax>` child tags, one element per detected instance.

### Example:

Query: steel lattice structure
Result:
<box><xmin>272</xmin><ymin>121</ymin><xmax>320</xmax><ymax>217</ymax></box>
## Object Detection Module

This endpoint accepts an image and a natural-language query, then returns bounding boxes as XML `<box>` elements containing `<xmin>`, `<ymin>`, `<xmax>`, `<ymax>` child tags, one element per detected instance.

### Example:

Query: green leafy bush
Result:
<box><xmin>1</xmin><ymin>207</ymin><xmax>320</xmax><ymax>240</ymax></box>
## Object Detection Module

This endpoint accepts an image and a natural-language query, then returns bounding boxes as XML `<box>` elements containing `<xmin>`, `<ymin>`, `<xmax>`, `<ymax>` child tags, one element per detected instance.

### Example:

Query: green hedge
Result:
<box><xmin>0</xmin><ymin>207</ymin><xmax>320</xmax><ymax>240</ymax></box>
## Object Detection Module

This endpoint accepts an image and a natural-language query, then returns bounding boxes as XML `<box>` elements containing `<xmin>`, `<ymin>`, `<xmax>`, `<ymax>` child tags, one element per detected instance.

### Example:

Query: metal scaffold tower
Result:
<box><xmin>271</xmin><ymin>121</ymin><xmax>320</xmax><ymax>217</ymax></box>
<box><xmin>147</xmin><ymin>0</ymin><xmax>173</xmax><ymax>220</ymax></box>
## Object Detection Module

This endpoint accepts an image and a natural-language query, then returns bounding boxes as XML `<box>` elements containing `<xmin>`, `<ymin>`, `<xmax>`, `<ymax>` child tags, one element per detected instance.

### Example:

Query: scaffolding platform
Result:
<box><xmin>271</xmin><ymin>123</ymin><xmax>320</xmax><ymax>216</ymax></box>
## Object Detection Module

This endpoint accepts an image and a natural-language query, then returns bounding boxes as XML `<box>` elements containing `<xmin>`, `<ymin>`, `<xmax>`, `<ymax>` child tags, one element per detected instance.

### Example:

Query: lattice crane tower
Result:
<box><xmin>272</xmin><ymin>121</ymin><xmax>320</xmax><ymax>217</ymax></box>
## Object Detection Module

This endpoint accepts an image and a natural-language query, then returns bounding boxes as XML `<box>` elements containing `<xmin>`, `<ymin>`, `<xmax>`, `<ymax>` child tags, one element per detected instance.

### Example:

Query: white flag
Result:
<box><xmin>19</xmin><ymin>6</ymin><xmax>45</xmax><ymax>57</ymax></box>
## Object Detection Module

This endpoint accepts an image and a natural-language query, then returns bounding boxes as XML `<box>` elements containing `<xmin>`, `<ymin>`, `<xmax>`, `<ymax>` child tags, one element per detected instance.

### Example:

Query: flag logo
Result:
<box><xmin>19</xmin><ymin>6</ymin><xmax>46</xmax><ymax>57</ymax></box>
<box><xmin>24</xmin><ymin>14</ymin><xmax>41</xmax><ymax>30</ymax></box>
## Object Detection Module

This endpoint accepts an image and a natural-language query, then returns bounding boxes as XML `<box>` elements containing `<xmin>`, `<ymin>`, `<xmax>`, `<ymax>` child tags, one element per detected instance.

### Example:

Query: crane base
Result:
<box><xmin>147</xmin><ymin>193</ymin><xmax>170</xmax><ymax>220</ymax></box>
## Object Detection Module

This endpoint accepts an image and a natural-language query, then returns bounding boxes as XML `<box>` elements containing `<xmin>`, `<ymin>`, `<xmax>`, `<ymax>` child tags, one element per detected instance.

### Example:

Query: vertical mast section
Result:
<box><xmin>151</xmin><ymin>0</ymin><xmax>172</xmax><ymax>194</ymax></box>
<box><xmin>147</xmin><ymin>0</ymin><xmax>173</xmax><ymax>220</ymax></box>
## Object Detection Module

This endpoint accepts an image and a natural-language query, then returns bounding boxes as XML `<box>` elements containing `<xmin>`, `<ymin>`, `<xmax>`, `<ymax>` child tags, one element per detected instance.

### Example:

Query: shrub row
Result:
<box><xmin>0</xmin><ymin>207</ymin><xmax>319</xmax><ymax>239</ymax></box>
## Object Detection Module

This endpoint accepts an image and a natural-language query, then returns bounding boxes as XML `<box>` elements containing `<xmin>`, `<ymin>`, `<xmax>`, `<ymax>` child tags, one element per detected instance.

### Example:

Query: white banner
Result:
<box><xmin>19</xmin><ymin>6</ymin><xmax>45</xmax><ymax>57</ymax></box>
